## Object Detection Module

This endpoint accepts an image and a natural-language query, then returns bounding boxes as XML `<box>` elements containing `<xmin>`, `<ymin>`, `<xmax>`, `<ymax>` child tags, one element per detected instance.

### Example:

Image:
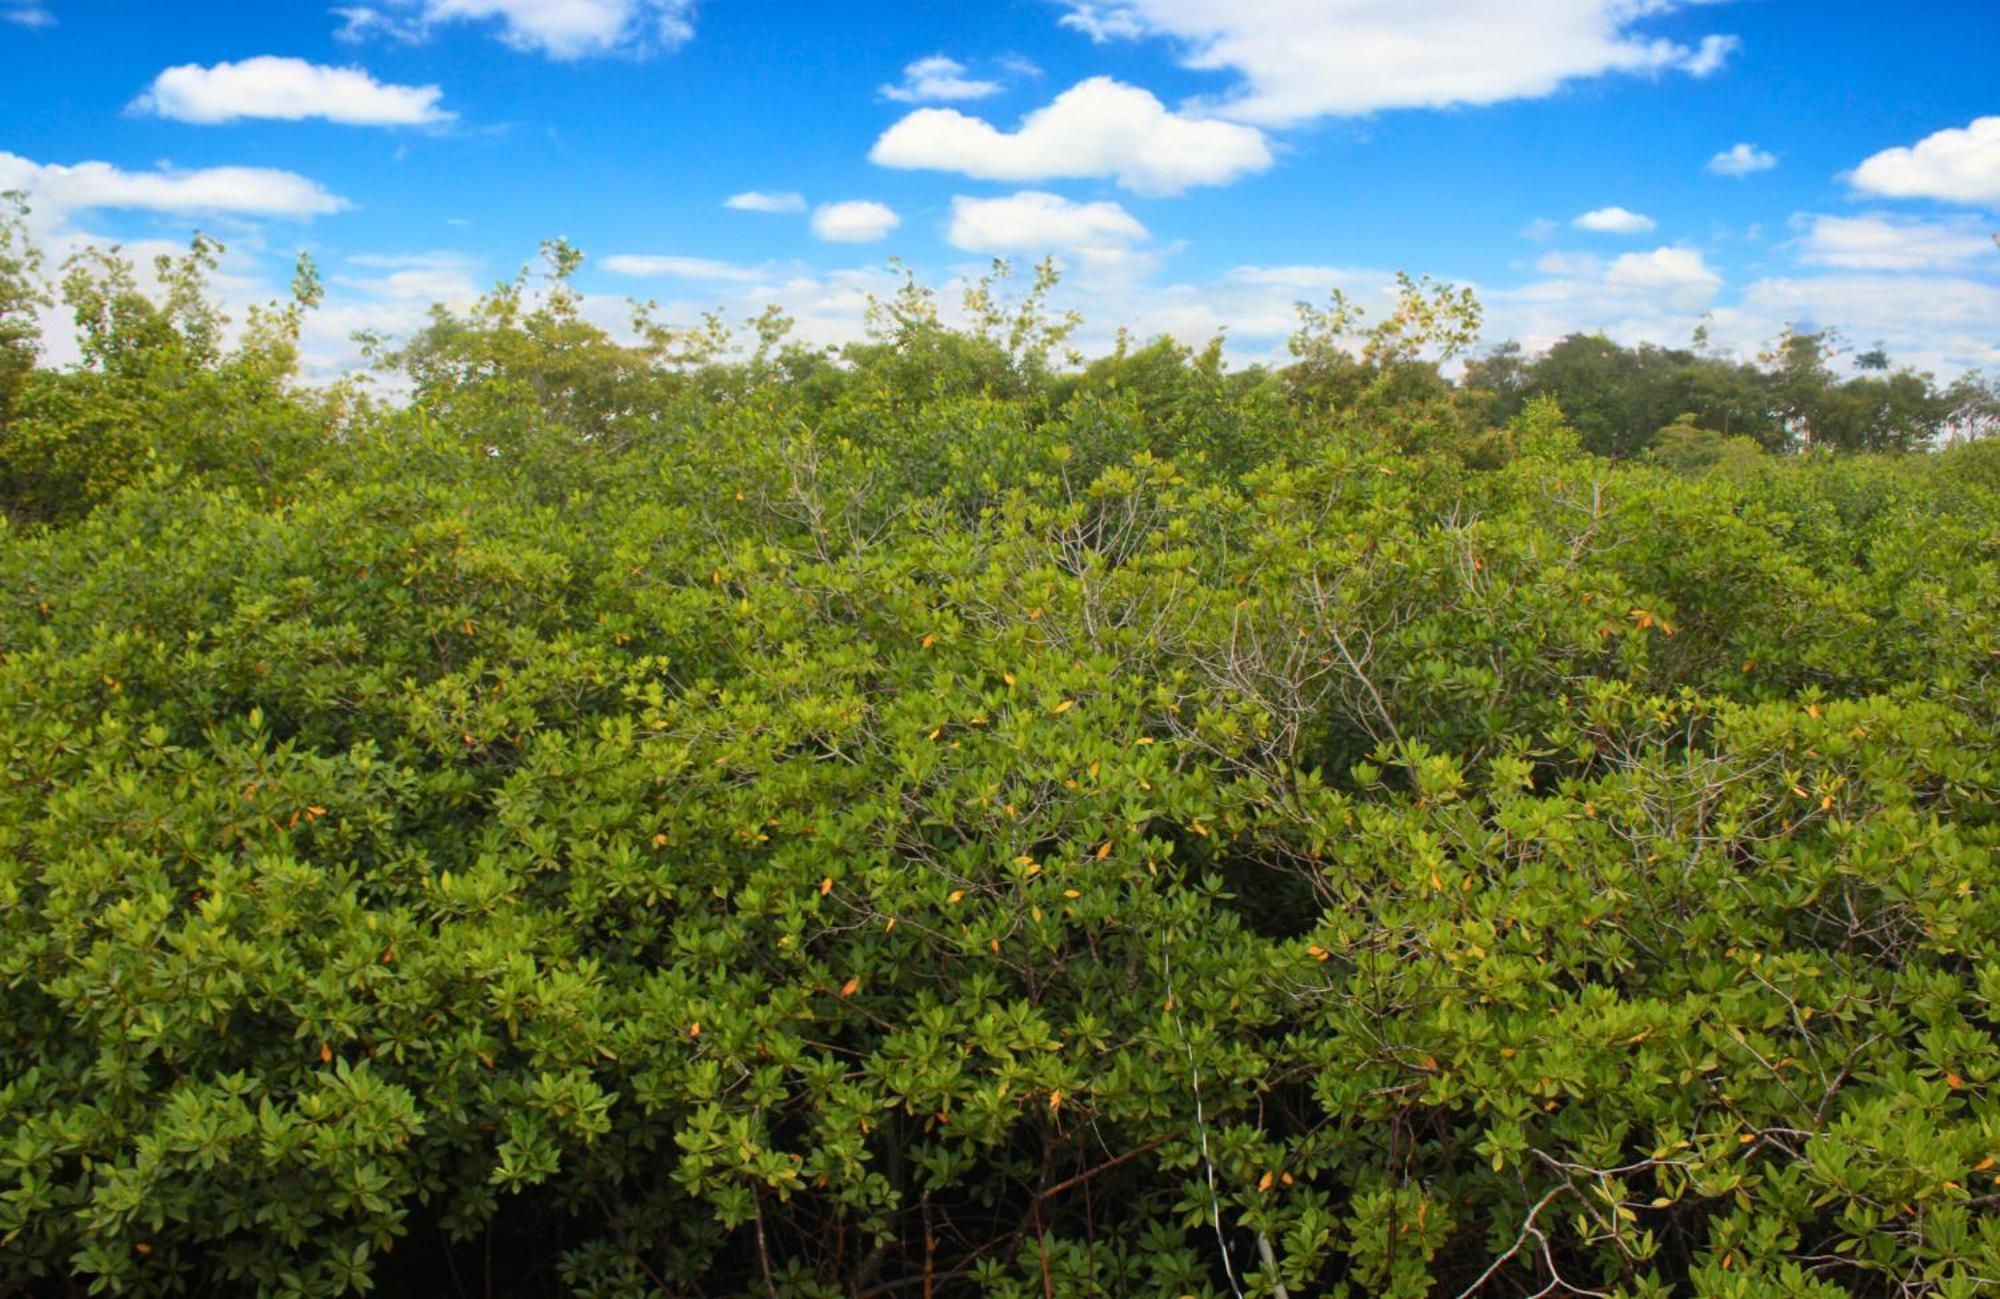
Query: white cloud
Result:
<box><xmin>723</xmin><ymin>190</ymin><xmax>806</xmax><ymax>214</ymax></box>
<box><xmin>1680</xmin><ymin>35</ymin><xmax>1739</xmax><ymax>78</ymax></box>
<box><xmin>336</xmin><ymin>0</ymin><xmax>695</xmax><ymax>59</ymax></box>
<box><xmin>1049</xmin><ymin>0</ymin><xmax>1739</xmax><ymax>125</ymax></box>
<box><xmin>870</xmin><ymin>76</ymin><xmax>1272</xmax><ymax>196</ymax></box>
<box><xmin>881</xmin><ymin>55</ymin><xmax>1001</xmax><ymax>104</ymax></box>
<box><xmin>1573</xmin><ymin>206</ymin><xmax>1657</xmax><ymax>235</ymax></box>
<box><xmin>131</xmin><ymin>57</ymin><xmax>452</xmax><ymax>126</ymax></box>
<box><xmin>1707</xmin><ymin>141</ymin><xmax>1776</xmax><ymax>177</ymax></box>
<box><xmin>0</xmin><ymin>151</ymin><xmax>349</xmax><ymax>220</ymax></box>
<box><xmin>1603</xmin><ymin>247</ymin><xmax>1721</xmax><ymax>301</ymax></box>
<box><xmin>1057</xmin><ymin>2</ymin><xmax>1146</xmax><ymax>42</ymax></box>
<box><xmin>1850</xmin><ymin>116</ymin><xmax>2000</xmax><ymax>205</ymax></box>
<box><xmin>1731</xmin><ymin>274</ymin><xmax>2000</xmax><ymax>374</ymax></box>
<box><xmin>946</xmin><ymin>191</ymin><xmax>1155</xmax><ymax>275</ymax></box>
<box><xmin>811</xmin><ymin>200</ymin><xmax>900</xmax><ymax>244</ymax></box>
<box><xmin>339</xmin><ymin>251</ymin><xmax>483</xmax><ymax>302</ymax></box>
<box><xmin>1534</xmin><ymin>250</ymin><xmax>1602</xmax><ymax>276</ymax></box>
<box><xmin>601</xmin><ymin>254</ymin><xmax>773</xmax><ymax>281</ymax></box>
<box><xmin>1520</xmin><ymin>217</ymin><xmax>1560</xmax><ymax>243</ymax></box>
<box><xmin>2</xmin><ymin>2</ymin><xmax>54</xmax><ymax>27</ymax></box>
<box><xmin>1793</xmin><ymin>212</ymin><xmax>1998</xmax><ymax>272</ymax></box>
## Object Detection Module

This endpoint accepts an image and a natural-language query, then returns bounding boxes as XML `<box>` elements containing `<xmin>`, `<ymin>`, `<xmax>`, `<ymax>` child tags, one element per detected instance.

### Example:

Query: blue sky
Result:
<box><xmin>2</xmin><ymin>0</ymin><xmax>1996</xmax><ymax>378</ymax></box>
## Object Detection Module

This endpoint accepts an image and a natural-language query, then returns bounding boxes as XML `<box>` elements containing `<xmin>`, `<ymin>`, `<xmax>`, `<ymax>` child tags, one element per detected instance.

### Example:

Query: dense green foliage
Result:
<box><xmin>1</xmin><ymin>230</ymin><xmax>1997</xmax><ymax>1298</ymax></box>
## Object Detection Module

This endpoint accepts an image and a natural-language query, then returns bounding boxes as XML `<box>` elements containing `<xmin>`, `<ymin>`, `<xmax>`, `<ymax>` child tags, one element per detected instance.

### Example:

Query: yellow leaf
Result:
<box><xmin>884</xmin><ymin>916</ymin><xmax>897</xmax><ymax>932</ymax></box>
<box><xmin>1096</xmin><ymin>840</ymin><xmax>1112</xmax><ymax>860</ymax></box>
<box><xmin>947</xmin><ymin>889</ymin><xmax>965</xmax><ymax>903</ymax></box>
<box><xmin>1048</xmin><ymin>1090</ymin><xmax>1062</xmax><ymax>1112</ymax></box>
<box><xmin>1052</xmin><ymin>699</ymin><xmax>1074</xmax><ymax>715</ymax></box>
<box><xmin>1135</xmin><ymin>736</ymin><xmax>1154</xmax><ymax>746</ymax></box>
<box><xmin>989</xmin><ymin>938</ymin><xmax>1001</xmax><ymax>955</ymax></box>
<box><xmin>819</xmin><ymin>876</ymin><xmax>834</xmax><ymax>896</ymax></box>
<box><xmin>1062</xmin><ymin>889</ymin><xmax>1081</xmax><ymax>899</ymax></box>
<box><xmin>1002</xmin><ymin>671</ymin><xmax>1016</xmax><ymax>686</ymax></box>
<box><xmin>1014</xmin><ymin>854</ymin><xmax>1036</xmax><ymax>867</ymax></box>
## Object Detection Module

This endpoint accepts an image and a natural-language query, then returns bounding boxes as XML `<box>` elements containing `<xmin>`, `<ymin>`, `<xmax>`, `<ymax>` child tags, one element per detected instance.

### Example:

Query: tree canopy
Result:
<box><xmin>0</xmin><ymin>224</ymin><xmax>1996</xmax><ymax>1299</ymax></box>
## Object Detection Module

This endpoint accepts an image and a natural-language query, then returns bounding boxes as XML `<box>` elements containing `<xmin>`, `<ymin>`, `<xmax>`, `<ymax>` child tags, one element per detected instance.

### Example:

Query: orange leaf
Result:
<box><xmin>1257</xmin><ymin>1171</ymin><xmax>1274</xmax><ymax>1192</ymax></box>
<box><xmin>839</xmin><ymin>976</ymin><xmax>861</xmax><ymax>999</ymax></box>
<box><xmin>319</xmin><ymin>1043</ymin><xmax>333</xmax><ymax>1065</ymax></box>
<box><xmin>819</xmin><ymin>876</ymin><xmax>834</xmax><ymax>896</ymax></box>
<box><xmin>1096</xmin><ymin>841</ymin><xmax>1112</xmax><ymax>860</ymax></box>
<box><xmin>689</xmin><ymin>1022</ymin><xmax>701</xmax><ymax>1037</ymax></box>
<box><xmin>1048</xmin><ymin>1090</ymin><xmax>1062</xmax><ymax>1112</ymax></box>
<box><xmin>947</xmin><ymin>889</ymin><xmax>966</xmax><ymax>903</ymax></box>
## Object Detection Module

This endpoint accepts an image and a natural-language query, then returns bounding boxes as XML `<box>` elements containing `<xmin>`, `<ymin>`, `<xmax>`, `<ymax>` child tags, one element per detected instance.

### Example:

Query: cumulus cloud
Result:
<box><xmin>945</xmin><ymin>191</ymin><xmax>1155</xmax><ymax>275</ymax></box>
<box><xmin>1793</xmin><ymin>212</ymin><xmax>1998</xmax><ymax>272</ymax></box>
<box><xmin>810</xmin><ymin>200</ymin><xmax>899</xmax><ymax>243</ymax></box>
<box><xmin>1849</xmin><ymin>116</ymin><xmax>2000</xmax><ymax>205</ymax></box>
<box><xmin>1049</xmin><ymin>0</ymin><xmax>1740</xmax><ymax>125</ymax></box>
<box><xmin>881</xmin><ymin>55</ymin><xmax>1002</xmax><ymax>103</ymax></box>
<box><xmin>723</xmin><ymin>190</ymin><xmax>806</xmax><ymax>213</ymax></box>
<box><xmin>335</xmin><ymin>0</ymin><xmax>695</xmax><ymax>59</ymax></box>
<box><xmin>601</xmin><ymin>254</ymin><xmax>774</xmax><ymax>281</ymax></box>
<box><xmin>1573</xmin><ymin>206</ymin><xmax>1657</xmax><ymax>234</ymax></box>
<box><xmin>0</xmin><ymin>151</ymin><xmax>350</xmax><ymax>220</ymax></box>
<box><xmin>1707</xmin><ymin>142</ymin><xmax>1776</xmax><ymax>177</ymax></box>
<box><xmin>1604</xmin><ymin>247</ymin><xmax>1721</xmax><ymax>301</ymax></box>
<box><xmin>2</xmin><ymin>2</ymin><xmax>54</xmax><ymax>27</ymax></box>
<box><xmin>131</xmin><ymin>57</ymin><xmax>453</xmax><ymax>126</ymax></box>
<box><xmin>871</xmin><ymin>76</ymin><xmax>1272</xmax><ymax>196</ymax></box>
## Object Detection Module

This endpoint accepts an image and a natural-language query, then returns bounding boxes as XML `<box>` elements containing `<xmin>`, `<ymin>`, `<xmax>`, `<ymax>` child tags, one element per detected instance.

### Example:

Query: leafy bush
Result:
<box><xmin>0</xmin><ymin>232</ymin><xmax>1996</xmax><ymax>1298</ymax></box>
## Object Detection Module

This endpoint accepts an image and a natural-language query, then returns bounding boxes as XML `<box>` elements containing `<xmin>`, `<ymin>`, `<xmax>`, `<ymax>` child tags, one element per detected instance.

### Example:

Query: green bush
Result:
<box><xmin>1</xmin><ymin>234</ymin><xmax>1996</xmax><ymax>1298</ymax></box>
